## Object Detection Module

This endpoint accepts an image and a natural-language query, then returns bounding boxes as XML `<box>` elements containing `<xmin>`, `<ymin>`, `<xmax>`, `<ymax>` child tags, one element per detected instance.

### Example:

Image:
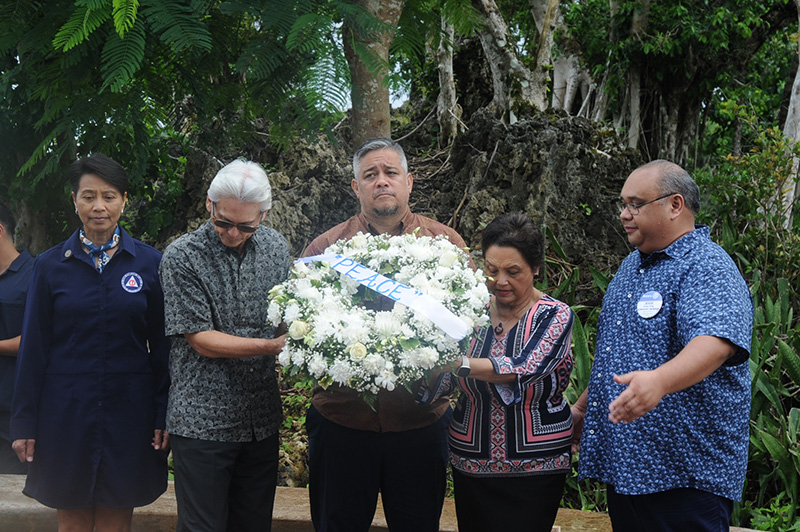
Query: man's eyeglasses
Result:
<box><xmin>618</xmin><ymin>193</ymin><xmax>676</xmax><ymax>216</ymax></box>
<box><xmin>211</xmin><ymin>202</ymin><xmax>262</xmax><ymax>233</ymax></box>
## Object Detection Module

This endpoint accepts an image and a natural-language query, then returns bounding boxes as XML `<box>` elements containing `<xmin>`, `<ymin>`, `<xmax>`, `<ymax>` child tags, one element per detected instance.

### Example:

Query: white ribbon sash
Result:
<box><xmin>297</xmin><ymin>254</ymin><xmax>470</xmax><ymax>340</ymax></box>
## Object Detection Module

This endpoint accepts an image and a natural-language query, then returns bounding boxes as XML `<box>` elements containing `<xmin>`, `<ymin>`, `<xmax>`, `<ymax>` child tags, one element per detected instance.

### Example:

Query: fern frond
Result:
<box><xmin>53</xmin><ymin>3</ymin><xmax>112</xmax><ymax>52</ymax></box>
<box><xmin>141</xmin><ymin>0</ymin><xmax>212</xmax><ymax>53</ymax></box>
<box><xmin>113</xmin><ymin>0</ymin><xmax>141</xmax><ymax>37</ymax></box>
<box><xmin>100</xmin><ymin>18</ymin><xmax>146</xmax><ymax>92</ymax></box>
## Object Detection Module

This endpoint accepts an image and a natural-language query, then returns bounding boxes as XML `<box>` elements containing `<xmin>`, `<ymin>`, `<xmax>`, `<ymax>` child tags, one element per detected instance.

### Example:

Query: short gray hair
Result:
<box><xmin>641</xmin><ymin>159</ymin><xmax>701</xmax><ymax>214</ymax></box>
<box><xmin>207</xmin><ymin>159</ymin><xmax>272</xmax><ymax>211</ymax></box>
<box><xmin>352</xmin><ymin>138</ymin><xmax>408</xmax><ymax>180</ymax></box>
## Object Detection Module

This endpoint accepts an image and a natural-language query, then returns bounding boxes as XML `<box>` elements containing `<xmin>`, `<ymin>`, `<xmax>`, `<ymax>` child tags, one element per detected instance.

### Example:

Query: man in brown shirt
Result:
<box><xmin>303</xmin><ymin>138</ymin><xmax>469</xmax><ymax>532</ymax></box>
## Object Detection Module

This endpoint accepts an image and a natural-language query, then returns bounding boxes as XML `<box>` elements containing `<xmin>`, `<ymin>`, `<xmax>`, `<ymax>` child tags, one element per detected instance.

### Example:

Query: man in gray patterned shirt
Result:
<box><xmin>160</xmin><ymin>159</ymin><xmax>291</xmax><ymax>532</ymax></box>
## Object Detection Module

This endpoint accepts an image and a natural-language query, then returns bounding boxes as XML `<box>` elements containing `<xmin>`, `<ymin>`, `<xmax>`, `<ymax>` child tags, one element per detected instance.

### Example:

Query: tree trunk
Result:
<box><xmin>472</xmin><ymin>0</ymin><xmax>546</xmax><ymax>119</ymax></box>
<box><xmin>437</xmin><ymin>18</ymin><xmax>460</xmax><ymax>146</ymax></box>
<box><xmin>780</xmin><ymin>0</ymin><xmax>800</xmax><ymax>228</ymax></box>
<box><xmin>343</xmin><ymin>0</ymin><xmax>405</xmax><ymax>146</ymax></box>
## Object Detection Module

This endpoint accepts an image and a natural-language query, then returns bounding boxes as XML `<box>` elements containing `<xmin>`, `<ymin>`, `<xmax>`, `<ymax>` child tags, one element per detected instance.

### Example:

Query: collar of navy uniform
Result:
<box><xmin>61</xmin><ymin>226</ymin><xmax>137</xmax><ymax>263</ymax></box>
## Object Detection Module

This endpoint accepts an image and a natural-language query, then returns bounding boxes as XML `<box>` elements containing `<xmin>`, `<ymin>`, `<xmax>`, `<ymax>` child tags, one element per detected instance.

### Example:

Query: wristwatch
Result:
<box><xmin>455</xmin><ymin>356</ymin><xmax>471</xmax><ymax>378</ymax></box>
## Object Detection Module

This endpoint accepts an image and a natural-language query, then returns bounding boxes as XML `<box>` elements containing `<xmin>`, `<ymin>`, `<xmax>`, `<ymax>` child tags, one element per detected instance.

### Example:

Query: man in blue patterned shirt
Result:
<box><xmin>572</xmin><ymin>160</ymin><xmax>753</xmax><ymax>531</ymax></box>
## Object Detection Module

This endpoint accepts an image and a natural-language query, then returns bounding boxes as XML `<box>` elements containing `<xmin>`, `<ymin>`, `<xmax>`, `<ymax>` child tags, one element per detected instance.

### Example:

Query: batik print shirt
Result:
<box><xmin>160</xmin><ymin>222</ymin><xmax>291</xmax><ymax>442</ymax></box>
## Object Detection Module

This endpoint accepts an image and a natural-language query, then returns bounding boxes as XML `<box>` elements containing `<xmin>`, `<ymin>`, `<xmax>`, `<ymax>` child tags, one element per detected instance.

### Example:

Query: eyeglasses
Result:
<box><xmin>618</xmin><ymin>193</ymin><xmax>676</xmax><ymax>215</ymax></box>
<box><xmin>211</xmin><ymin>202</ymin><xmax>262</xmax><ymax>233</ymax></box>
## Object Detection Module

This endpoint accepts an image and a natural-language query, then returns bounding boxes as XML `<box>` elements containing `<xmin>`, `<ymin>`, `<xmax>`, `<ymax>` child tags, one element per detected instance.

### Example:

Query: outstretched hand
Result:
<box><xmin>608</xmin><ymin>370</ymin><xmax>665</xmax><ymax>424</ymax></box>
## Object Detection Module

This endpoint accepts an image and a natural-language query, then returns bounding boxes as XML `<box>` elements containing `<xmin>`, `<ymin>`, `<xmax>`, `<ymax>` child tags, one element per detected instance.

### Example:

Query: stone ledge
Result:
<box><xmin>0</xmin><ymin>475</ymin><xmax>757</xmax><ymax>531</ymax></box>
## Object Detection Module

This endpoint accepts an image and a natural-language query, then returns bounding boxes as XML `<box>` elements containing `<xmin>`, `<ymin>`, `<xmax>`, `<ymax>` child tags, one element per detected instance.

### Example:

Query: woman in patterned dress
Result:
<box><xmin>11</xmin><ymin>153</ymin><xmax>170</xmax><ymax>532</ymax></box>
<box><xmin>448</xmin><ymin>213</ymin><xmax>575</xmax><ymax>532</ymax></box>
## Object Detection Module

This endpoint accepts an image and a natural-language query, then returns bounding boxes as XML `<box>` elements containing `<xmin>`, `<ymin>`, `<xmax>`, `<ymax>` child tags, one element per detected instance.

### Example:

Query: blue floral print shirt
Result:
<box><xmin>578</xmin><ymin>226</ymin><xmax>753</xmax><ymax>501</ymax></box>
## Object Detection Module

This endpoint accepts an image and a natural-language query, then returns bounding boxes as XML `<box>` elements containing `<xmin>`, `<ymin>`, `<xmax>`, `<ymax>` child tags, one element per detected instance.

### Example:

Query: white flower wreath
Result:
<box><xmin>268</xmin><ymin>231</ymin><xmax>490</xmax><ymax>401</ymax></box>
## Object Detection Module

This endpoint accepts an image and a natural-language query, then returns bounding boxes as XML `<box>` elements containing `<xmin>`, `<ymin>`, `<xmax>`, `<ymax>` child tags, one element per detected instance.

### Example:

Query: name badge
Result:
<box><xmin>637</xmin><ymin>290</ymin><xmax>662</xmax><ymax>318</ymax></box>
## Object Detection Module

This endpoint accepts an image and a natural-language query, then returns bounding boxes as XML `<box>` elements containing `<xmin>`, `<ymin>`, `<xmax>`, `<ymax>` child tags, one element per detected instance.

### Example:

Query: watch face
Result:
<box><xmin>456</xmin><ymin>366</ymin><xmax>471</xmax><ymax>378</ymax></box>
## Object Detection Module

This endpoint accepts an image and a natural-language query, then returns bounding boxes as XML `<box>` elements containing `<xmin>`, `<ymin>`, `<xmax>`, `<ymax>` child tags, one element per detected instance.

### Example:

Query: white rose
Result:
<box><xmin>348</xmin><ymin>342</ymin><xmax>368</xmax><ymax>361</ymax></box>
<box><xmin>292</xmin><ymin>261</ymin><xmax>311</xmax><ymax>277</ymax></box>
<box><xmin>438</xmin><ymin>248</ymin><xmax>460</xmax><ymax>268</ymax></box>
<box><xmin>349</xmin><ymin>233</ymin><xmax>368</xmax><ymax>249</ymax></box>
<box><xmin>288</xmin><ymin>320</ymin><xmax>311</xmax><ymax>340</ymax></box>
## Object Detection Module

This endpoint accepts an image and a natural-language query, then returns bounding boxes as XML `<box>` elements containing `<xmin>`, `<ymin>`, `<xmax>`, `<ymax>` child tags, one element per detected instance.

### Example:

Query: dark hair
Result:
<box><xmin>68</xmin><ymin>153</ymin><xmax>128</xmax><ymax>195</ymax></box>
<box><xmin>0</xmin><ymin>202</ymin><xmax>16</xmax><ymax>241</ymax></box>
<box><xmin>352</xmin><ymin>137</ymin><xmax>408</xmax><ymax>179</ymax></box>
<box><xmin>481</xmin><ymin>213</ymin><xmax>545</xmax><ymax>272</ymax></box>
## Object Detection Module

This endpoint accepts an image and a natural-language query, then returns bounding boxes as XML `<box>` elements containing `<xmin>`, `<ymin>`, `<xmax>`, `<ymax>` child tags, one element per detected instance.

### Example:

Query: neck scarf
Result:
<box><xmin>80</xmin><ymin>225</ymin><xmax>121</xmax><ymax>273</ymax></box>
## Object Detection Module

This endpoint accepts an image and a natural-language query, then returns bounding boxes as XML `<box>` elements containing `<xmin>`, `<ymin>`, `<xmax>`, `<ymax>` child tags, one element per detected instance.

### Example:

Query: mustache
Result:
<box><xmin>373</xmin><ymin>190</ymin><xmax>397</xmax><ymax>199</ymax></box>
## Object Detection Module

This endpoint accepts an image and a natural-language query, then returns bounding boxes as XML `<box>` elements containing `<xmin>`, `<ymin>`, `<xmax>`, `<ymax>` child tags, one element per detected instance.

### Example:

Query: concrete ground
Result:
<box><xmin>0</xmin><ymin>475</ymin><xmax>758</xmax><ymax>531</ymax></box>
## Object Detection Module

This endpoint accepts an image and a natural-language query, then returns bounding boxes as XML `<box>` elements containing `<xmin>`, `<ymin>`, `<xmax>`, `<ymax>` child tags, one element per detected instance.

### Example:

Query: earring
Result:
<box><xmin>534</xmin><ymin>273</ymin><xmax>540</xmax><ymax>280</ymax></box>
<box><xmin>74</xmin><ymin>208</ymin><xmax>78</xmax><ymax>214</ymax></box>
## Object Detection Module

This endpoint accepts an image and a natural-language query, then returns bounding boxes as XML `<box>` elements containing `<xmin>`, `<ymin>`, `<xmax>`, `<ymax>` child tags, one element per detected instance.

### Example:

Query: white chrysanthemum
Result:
<box><xmin>329</xmin><ymin>359</ymin><xmax>355</xmax><ymax>385</ymax></box>
<box><xmin>374</xmin><ymin>312</ymin><xmax>402</xmax><ymax>339</ymax></box>
<box><xmin>284</xmin><ymin>302</ymin><xmax>301</xmax><ymax>323</ymax></box>
<box><xmin>362</xmin><ymin>354</ymin><xmax>388</xmax><ymax>375</ymax></box>
<box><xmin>296</xmin><ymin>280</ymin><xmax>324</xmax><ymax>305</ymax></box>
<box><xmin>308</xmin><ymin>355</ymin><xmax>328</xmax><ymax>378</ymax></box>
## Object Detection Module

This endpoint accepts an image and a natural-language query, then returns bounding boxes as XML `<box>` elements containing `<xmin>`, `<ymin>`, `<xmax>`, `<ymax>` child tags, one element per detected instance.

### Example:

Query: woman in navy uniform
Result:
<box><xmin>11</xmin><ymin>153</ymin><xmax>170</xmax><ymax>532</ymax></box>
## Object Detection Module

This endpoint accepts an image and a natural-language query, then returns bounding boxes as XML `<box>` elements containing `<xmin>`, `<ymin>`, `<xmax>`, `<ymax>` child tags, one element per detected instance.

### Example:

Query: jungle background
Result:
<box><xmin>1</xmin><ymin>0</ymin><xmax>799</xmax><ymax>529</ymax></box>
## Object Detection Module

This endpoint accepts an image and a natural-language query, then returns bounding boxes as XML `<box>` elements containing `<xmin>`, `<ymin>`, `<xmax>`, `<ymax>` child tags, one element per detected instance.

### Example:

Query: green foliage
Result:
<box><xmin>695</xmin><ymin>121</ymin><xmax>800</xmax><ymax>528</ymax></box>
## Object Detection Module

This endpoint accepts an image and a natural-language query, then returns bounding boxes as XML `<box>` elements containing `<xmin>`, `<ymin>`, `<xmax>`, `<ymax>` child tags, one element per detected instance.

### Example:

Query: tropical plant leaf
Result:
<box><xmin>100</xmin><ymin>17</ymin><xmax>147</xmax><ymax>92</ymax></box>
<box><xmin>113</xmin><ymin>0</ymin><xmax>140</xmax><ymax>37</ymax></box>
<box><xmin>141</xmin><ymin>0</ymin><xmax>212</xmax><ymax>52</ymax></box>
<box><xmin>778</xmin><ymin>339</ymin><xmax>800</xmax><ymax>387</ymax></box>
<box><xmin>53</xmin><ymin>3</ymin><xmax>112</xmax><ymax>51</ymax></box>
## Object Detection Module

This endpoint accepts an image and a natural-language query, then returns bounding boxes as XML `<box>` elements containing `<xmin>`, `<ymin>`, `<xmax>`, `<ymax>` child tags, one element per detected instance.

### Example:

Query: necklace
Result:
<box><xmin>491</xmin><ymin>295</ymin><xmax>538</xmax><ymax>336</ymax></box>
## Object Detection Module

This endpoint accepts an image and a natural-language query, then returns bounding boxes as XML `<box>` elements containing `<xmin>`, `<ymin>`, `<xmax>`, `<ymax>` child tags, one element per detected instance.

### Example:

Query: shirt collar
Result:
<box><xmin>357</xmin><ymin>209</ymin><xmax>417</xmax><ymax>236</ymax></box>
<box><xmin>5</xmin><ymin>249</ymin><xmax>32</xmax><ymax>273</ymax></box>
<box><xmin>61</xmin><ymin>225</ymin><xmax>136</xmax><ymax>262</ymax></box>
<box><xmin>637</xmin><ymin>225</ymin><xmax>708</xmax><ymax>265</ymax></box>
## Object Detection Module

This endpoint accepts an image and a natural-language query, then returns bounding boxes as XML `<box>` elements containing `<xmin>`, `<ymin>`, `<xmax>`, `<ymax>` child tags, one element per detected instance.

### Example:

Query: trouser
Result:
<box><xmin>607</xmin><ymin>485</ymin><xmax>734</xmax><ymax>532</ymax></box>
<box><xmin>452</xmin><ymin>468</ymin><xmax>567</xmax><ymax>532</ymax></box>
<box><xmin>306</xmin><ymin>405</ymin><xmax>451</xmax><ymax>532</ymax></box>
<box><xmin>171</xmin><ymin>433</ymin><xmax>279</xmax><ymax>532</ymax></box>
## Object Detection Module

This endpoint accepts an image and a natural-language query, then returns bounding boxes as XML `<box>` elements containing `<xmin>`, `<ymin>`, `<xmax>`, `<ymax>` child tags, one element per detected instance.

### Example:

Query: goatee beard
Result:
<box><xmin>373</xmin><ymin>205</ymin><xmax>399</xmax><ymax>217</ymax></box>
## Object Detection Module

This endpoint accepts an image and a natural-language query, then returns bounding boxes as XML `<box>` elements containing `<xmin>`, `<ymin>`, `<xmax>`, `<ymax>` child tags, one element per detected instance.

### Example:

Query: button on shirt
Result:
<box><xmin>578</xmin><ymin>226</ymin><xmax>753</xmax><ymax>501</ymax></box>
<box><xmin>160</xmin><ymin>222</ymin><xmax>291</xmax><ymax>442</ymax></box>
